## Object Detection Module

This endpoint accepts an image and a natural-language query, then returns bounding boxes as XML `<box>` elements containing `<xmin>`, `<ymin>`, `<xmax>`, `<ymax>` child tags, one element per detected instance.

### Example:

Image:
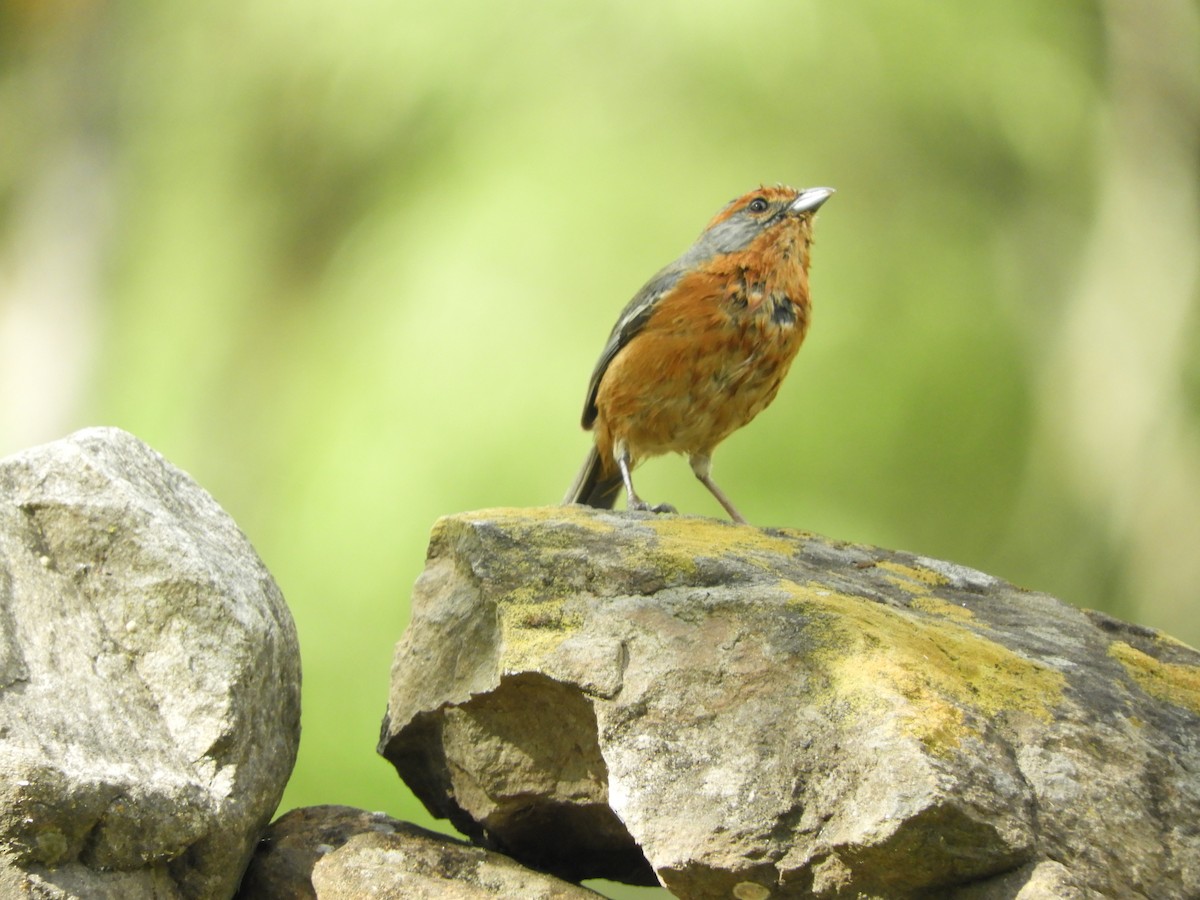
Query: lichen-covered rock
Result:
<box><xmin>0</xmin><ymin>427</ymin><xmax>301</xmax><ymax>899</ymax></box>
<box><xmin>379</xmin><ymin>506</ymin><xmax>1200</xmax><ymax>899</ymax></box>
<box><xmin>236</xmin><ymin>805</ymin><xmax>606</xmax><ymax>899</ymax></box>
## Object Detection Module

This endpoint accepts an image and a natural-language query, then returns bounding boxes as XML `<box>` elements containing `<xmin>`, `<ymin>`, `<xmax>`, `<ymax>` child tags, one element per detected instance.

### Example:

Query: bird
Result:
<box><xmin>563</xmin><ymin>184</ymin><xmax>834</xmax><ymax>524</ymax></box>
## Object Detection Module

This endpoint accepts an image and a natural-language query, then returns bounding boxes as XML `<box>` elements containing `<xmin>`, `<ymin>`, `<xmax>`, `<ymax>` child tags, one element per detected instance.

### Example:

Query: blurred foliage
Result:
<box><xmin>1</xmin><ymin>1</ymin><xmax>1198</xmax><ymax>896</ymax></box>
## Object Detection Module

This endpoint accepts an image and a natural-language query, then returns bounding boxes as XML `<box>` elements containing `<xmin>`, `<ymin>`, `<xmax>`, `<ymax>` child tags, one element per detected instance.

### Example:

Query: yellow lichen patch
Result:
<box><xmin>783</xmin><ymin>581</ymin><xmax>1065</xmax><ymax>752</ymax></box>
<box><xmin>875</xmin><ymin>560</ymin><xmax>950</xmax><ymax>596</ymax></box>
<box><xmin>641</xmin><ymin>515</ymin><xmax>797</xmax><ymax>568</ymax></box>
<box><xmin>911</xmin><ymin>595</ymin><xmax>976</xmax><ymax>623</ymax></box>
<box><xmin>461</xmin><ymin>505</ymin><xmax>619</xmax><ymax>538</ymax></box>
<box><xmin>1108</xmin><ymin>640</ymin><xmax>1200</xmax><ymax>716</ymax></box>
<box><xmin>500</xmin><ymin>626</ymin><xmax>571</xmax><ymax>673</ymax></box>
<box><xmin>455</xmin><ymin>507</ymin><xmax>800</xmax><ymax>568</ymax></box>
<box><xmin>495</xmin><ymin>589</ymin><xmax>584</xmax><ymax>673</ymax></box>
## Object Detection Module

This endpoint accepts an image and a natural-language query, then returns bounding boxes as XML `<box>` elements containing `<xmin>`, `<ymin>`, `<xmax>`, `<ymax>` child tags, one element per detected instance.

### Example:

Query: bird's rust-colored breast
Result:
<box><xmin>595</xmin><ymin>215</ymin><xmax>813</xmax><ymax>462</ymax></box>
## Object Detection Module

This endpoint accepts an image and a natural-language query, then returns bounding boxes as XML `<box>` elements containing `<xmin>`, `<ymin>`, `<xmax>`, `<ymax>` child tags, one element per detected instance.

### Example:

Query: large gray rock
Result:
<box><xmin>0</xmin><ymin>427</ymin><xmax>301</xmax><ymax>899</ymax></box>
<box><xmin>236</xmin><ymin>805</ymin><xmax>606</xmax><ymax>899</ymax></box>
<box><xmin>379</xmin><ymin>507</ymin><xmax>1200</xmax><ymax>899</ymax></box>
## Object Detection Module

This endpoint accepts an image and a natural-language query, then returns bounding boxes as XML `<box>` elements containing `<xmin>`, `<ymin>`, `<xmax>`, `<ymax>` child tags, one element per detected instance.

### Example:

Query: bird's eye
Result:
<box><xmin>748</xmin><ymin>197</ymin><xmax>769</xmax><ymax>213</ymax></box>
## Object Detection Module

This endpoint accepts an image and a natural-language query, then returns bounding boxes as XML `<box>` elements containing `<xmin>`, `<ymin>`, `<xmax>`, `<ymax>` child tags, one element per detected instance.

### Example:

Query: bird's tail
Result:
<box><xmin>562</xmin><ymin>445</ymin><xmax>623</xmax><ymax>509</ymax></box>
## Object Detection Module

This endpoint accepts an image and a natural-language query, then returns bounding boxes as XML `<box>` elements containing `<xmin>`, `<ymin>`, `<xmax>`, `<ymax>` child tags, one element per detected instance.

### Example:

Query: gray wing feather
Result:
<box><xmin>581</xmin><ymin>265</ymin><xmax>687</xmax><ymax>429</ymax></box>
<box><xmin>580</xmin><ymin>229</ymin><xmax>729</xmax><ymax>429</ymax></box>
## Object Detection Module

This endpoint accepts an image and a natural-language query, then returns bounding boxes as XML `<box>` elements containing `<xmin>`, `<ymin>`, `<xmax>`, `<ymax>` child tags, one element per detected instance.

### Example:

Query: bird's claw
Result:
<box><xmin>627</xmin><ymin>498</ymin><xmax>677</xmax><ymax>516</ymax></box>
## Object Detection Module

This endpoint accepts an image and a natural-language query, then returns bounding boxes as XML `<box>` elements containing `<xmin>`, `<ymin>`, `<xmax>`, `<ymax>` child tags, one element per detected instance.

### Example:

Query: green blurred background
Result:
<box><xmin>2</xmin><ymin>1</ymin><xmax>1198</xmax><ymax>896</ymax></box>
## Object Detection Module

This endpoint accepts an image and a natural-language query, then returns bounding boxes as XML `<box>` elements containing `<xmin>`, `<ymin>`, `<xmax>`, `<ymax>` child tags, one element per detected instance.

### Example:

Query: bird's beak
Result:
<box><xmin>790</xmin><ymin>186</ymin><xmax>835</xmax><ymax>214</ymax></box>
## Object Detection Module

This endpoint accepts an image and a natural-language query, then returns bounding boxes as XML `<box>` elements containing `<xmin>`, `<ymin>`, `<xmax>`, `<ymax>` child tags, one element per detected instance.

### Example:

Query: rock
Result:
<box><xmin>948</xmin><ymin>860</ymin><xmax>1094</xmax><ymax>900</ymax></box>
<box><xmin>236</xmin><ymin>805</ymin><xmax>606</xmax><ymax>899</ymax></box>
<box><xmin>378</xmin><ymin>507</ymin><xmax>1200</xmax><ymax>899</ymax></box>
<box><xmin>0</xmin><ymin>427</ymin><xmax>301</xmax><ymax>899</ymax></box>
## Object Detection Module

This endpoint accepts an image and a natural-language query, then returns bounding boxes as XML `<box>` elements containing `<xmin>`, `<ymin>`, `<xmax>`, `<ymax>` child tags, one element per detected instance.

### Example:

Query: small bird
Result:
<box><xmin>563</xmin><ymin>184</ymin><xmax>834</xmax><ymax>523</ymax></box>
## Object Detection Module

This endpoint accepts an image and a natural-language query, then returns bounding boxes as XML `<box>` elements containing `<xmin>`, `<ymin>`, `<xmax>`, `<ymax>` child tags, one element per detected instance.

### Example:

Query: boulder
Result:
<box><xmin>0</xmin><ymin>427</ymin><xmax>301</xmax><ymax>899</ymax></box>
<box><xmin>236</xmin><ymin>805</ymin><xmax>606</xmax><ymax>899</ymax></box>
<box><xmin>379</xmin><ymin>507</ymin><xmax>1200</xmax><ymax>899</ymax></box>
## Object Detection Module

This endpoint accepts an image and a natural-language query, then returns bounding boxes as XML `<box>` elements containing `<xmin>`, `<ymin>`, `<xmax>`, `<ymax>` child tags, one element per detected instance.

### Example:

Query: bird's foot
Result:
<box><xmin>627</xmin><ymin>498</ymin><xmax>677</xmax><ymax>516</ymax></box>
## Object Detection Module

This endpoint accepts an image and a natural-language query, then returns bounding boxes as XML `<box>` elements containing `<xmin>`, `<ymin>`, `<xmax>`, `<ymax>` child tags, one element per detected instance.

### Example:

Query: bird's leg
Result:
<box><xmin>690</xmin><ymin>454</ymin><xmax>747</xmax><ymax>524</ymax></box>
<box><xmin>617</xmin><ymin>448</ymin><xmax>676</xmax><ymax>515</ymax></box>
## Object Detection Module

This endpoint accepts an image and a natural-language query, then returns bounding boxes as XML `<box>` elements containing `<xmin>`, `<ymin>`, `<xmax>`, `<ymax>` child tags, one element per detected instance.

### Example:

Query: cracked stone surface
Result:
<box><xmin>0</xmin><ymin>427</ymin><xmax>301</xmax><ymax>899</ymax></box>
<box><xmin>379</xmin><ymin>506</ymin><xmax>1200</xmax><ymax>899</ymax></box>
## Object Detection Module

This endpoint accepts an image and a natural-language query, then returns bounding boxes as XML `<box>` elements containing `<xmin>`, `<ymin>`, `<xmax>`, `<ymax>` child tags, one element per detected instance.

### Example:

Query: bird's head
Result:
<box><xmin>697</xmin><ymin>185</ymin><xmax>834</xmax><ymax>257</ymax></box>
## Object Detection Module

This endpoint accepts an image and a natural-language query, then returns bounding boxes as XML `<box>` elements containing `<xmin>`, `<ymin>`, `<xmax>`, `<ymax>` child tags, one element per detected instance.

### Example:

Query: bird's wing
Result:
<box><xmin>581</xmin><ymin>266</ymin><xmax>685</xmax><ymax>430</ymax></box>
